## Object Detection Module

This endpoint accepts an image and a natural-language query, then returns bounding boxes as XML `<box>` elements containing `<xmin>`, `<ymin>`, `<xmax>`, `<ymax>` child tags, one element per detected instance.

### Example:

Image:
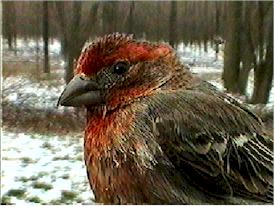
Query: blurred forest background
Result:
<box><xmin>3</xmin><ymin>1</ymin><xmax>273</xmax><ymax>103</ymax></box>
<box><xmin>1</xmin><ymin>1</ymin><xmax>274</xmax><ymax>205</ymax></box>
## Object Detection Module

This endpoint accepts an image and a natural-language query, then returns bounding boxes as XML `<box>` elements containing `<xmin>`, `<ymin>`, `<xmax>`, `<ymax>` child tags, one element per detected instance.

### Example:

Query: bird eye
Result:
<box><xmin>113</xmin><ymin>61</ymin><xmax>130</xmax><ymax>75</ymax></box>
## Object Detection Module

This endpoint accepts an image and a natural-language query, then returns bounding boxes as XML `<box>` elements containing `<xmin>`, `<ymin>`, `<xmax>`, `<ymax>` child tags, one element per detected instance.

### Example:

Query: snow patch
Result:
<box><xmin>1</xmin><ymin>130</ymin><xmax>94</xmax><ymax>204</ymax></box>
<box><xmin>3</xmin><ymin>76</ymin><xmax>65</xmax><ymax>110</ymax></box>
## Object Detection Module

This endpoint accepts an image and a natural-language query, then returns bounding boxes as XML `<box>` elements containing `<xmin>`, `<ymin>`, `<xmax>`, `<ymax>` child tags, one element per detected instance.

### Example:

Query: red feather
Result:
<box><xmin>76</xmin><ymin>41</ymin><xmax>172</xmax><ymax>76</ymax></box>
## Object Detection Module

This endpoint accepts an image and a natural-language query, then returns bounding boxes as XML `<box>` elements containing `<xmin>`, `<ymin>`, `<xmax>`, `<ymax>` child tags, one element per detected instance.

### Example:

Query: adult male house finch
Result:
<box><xmin>58</xmin><ymin>33</ymin><xmax>273</xmax><ymax>204</ymax></box>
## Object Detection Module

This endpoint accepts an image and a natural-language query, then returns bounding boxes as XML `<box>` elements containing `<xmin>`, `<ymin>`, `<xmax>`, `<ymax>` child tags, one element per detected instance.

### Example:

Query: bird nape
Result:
<box><xmin>58</xmin><ymin>33</ymin><xmax>273</xmax><ymax>204</ymax></box>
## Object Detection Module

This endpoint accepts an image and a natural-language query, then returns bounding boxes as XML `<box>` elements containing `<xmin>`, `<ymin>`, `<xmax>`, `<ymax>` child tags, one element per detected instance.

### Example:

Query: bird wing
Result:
<box><xmin>145</xmin><ymin>87</ymin><xmax>273</xmax><ymax>202</ymax></box>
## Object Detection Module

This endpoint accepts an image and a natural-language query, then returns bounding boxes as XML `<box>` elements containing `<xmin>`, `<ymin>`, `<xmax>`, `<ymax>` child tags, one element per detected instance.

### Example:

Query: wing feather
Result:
<box><xmin>144</xmin><ymin>88</ymin><xmax>273</xmax><ymax>203</ymax></box>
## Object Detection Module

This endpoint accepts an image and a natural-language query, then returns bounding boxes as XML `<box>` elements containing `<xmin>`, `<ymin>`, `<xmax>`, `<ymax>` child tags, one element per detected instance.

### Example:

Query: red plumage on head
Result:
<box><xmin>75</xmin><ymin>33</ymin><xmax>172</xmax><ymax>76</ymax></box>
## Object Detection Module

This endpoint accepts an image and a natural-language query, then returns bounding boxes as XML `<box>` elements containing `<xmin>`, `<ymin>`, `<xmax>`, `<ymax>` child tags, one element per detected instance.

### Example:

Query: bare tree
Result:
<box><xmin>102</xmin><ymin>2</ymin><xmax>118</xmax><ymax>34</ymax></box>
<box><xmin>251</xmin><ymin>4</ymin><xmax>273</xmax><ymax>104</ymax></box>
<box><xmin>3</xmin><ymin>2</ymin><xmax>16</xmax><ymax>50</ymax></box>
<box><xmin>156</xmin><ymin>2</ymin><xmax>161</xmax><ymax>41</ymax></box>
<box><xmin>169</xmin><ymin>1</ymin><xmax>177</xmax><ymax>48</ymax></box>
<box><xmin>34</xmin><ymin>2</ymin><xmax>41</xmax><ymax>71</ymax></box>
<box><xmin>43</xmin><ymin>1</ymin><xmax>50</xmax><ymax>73</ymax></box>
<box><xmin>55</xmin><ymin>2</ymin><xmax>99</xmax><ymax>83</ymax></box>
<box><xmin>2</xmin><ymin>1</ymin><xmax>273</xmax><ymax>104</ymax></box>
<box><xmin>223</xmin><ymin>2</ymin><xmax>241</xmax><ymax>93</ymax></box>
<box><xmin>214</xmin><ymin>2</ymin><xmax>220</xmax><ymax>60</ymax></box>
<box><xmin>127</xmin><ymin>2</ymin><xmax>135</xmax><ymax>34</ymax></box>
<box><xmin>237</xmin><ymin>2</ymin><xmax>254</xmax><ymax>95</ymax></box>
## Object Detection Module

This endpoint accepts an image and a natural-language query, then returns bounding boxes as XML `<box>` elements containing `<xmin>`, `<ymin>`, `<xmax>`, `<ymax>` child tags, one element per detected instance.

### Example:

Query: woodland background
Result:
<box><xmin>1</xmin><ymin>1</ymin><xmax>274</xmax><ymax>205</ymax></box>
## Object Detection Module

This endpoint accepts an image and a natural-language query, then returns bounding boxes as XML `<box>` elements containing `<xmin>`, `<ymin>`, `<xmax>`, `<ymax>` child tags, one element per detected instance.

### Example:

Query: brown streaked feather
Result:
<box><xmin>78</xmin><ymin>33</ymin><xmax>273</xmax><ymax>204</ymax></box>
<box><xmin>141</xmin><ymin>84</ymin><xmax>273</xmax><ymax>203</ymax></box>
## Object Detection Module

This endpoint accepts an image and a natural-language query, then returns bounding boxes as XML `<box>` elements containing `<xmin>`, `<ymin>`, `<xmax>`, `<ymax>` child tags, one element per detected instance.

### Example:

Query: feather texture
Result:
<box><xmin>64</xmin><ymin>33</ymin><xmax>274</xmax><ymax>204</ymax></box>
<box><xmin>83</xmin><ymin>82</ymin><xmax>273</xmax><ymax>204</ymax></box>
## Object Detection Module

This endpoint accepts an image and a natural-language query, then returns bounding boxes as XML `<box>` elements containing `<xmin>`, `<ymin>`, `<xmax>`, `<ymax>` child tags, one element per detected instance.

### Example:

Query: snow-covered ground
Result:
<box><xmin>2</xmin><ymin>39</ymin><xmax>91</xmax><ymax>204</ymax></box>
<box><xmin>3</xmin><ymin>76</ymin><xmax>65</xmax><ymax>110</ymax></box>
<box><xmin>1</xmin><ymin>38</ymin><xmax>273</xmax><ymax>204</ymax></box>
<box><xmin>1</xmin><ymin>130</ymin><xmax>94</xmax><ymax>205</ymax></box>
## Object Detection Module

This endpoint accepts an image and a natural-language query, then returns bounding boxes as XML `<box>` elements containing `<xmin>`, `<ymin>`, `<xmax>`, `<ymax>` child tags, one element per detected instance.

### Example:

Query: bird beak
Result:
<box><xmin>57</xmin><ymin>74</ymin><xmax>104</xmax><ymax>107</ymax></box>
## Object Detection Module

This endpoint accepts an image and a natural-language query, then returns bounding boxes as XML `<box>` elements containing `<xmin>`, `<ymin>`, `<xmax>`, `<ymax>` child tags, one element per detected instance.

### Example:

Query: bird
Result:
<box><xmin>58</xmin><ymin>33</ymin><xmax>273</xmax><ymax>204</ymax></box>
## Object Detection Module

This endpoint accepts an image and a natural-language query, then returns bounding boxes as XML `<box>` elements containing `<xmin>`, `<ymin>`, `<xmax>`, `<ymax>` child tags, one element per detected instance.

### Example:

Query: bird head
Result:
<box><xmin>58</xmin><ymin>33</ymin><xmax>186</xmax><ymax>111</ymax></box>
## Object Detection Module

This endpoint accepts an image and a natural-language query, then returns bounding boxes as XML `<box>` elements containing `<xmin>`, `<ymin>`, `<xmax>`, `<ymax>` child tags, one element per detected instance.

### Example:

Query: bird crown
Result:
<box><xmin>75</xmin><ymin>33</ymin><xmax>172</xmax><ymax>76</ymax></box>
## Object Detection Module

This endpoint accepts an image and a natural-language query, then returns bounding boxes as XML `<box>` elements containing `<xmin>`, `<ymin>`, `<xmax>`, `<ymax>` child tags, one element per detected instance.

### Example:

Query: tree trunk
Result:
<box><xmin>250</xmin><ymin>8</ymin><xmax>273</xmax><ymax>104</ymax></box>
<box><xmin>169</xmin><ymin>1</ymin><xmax>177</xmax><ymax>48</ymax></box>
<box><xmin>156</xmin><ymin>2</ymin><xmax>161</xmax><ymax>41</ymax></box>
<box><xmin>250</xmin><ymin>62</ymin><xmax>273</xmax><ymax>104</ymax></box>
<box><xmin>223</xmin><ymin>2</ymin><xmax>241</xmax><ymax>93</ymax></box>
<box><xmin>36</xmin><ymin>37</ymin><xmax>40</xmax><ymax>71</ymax></box>
<box><xmin>127</xmin><ymin>2</ymin><xmax>135</xmax><ymax>34</ymax></box>
<box><xmin>203</xmin><ymin>39</ymin><xmax>208</xmax><ymax>52</ymax></box>
<box><xmin>55</xmin><ymin>2</ymin><xmax>67</xmax><ymax>59</ymax></box>
<box><xmin>257</xmin><ymin>2</ymin><xmax>265</xmax><ymax>64</ymax></box>
<box><xmin>237</xmin><ymin>65</ymin><xmax>250</xmax><ymax>96</ymax></box>
<box><xmin>55</xmin><ymin>2</ymin><xmax>99</xmax><ymax>83</ymax></box>
<box><xmin>102</xmin><ymin>2</ymin><xmax>117</xmax><ymax>34</ymax></box>
<box><xmin>215</xmin><ymin>2</ymin><xmax>220</xmax><ymax>61</ymax></box>
<box><xmin>203</xmin><ymin>2</ymin><xmax>209</xmax><ymax>53</ymax></box>
<box><xmin>3</xmin><ymin>2</ymin><xmax>16</xmax><ymax>50</ymax></box>
<box><xmin>238</xmin><ymin>38</ymin><xmax>252</xmax><ymax>96</ymax></box>
<box><xmin>65</xmin><ymin>53</ymin><xmax>74</xmax><ymax>84</ymax></box>
<box><xmin>64</xmin><ymin>2</ymin><xmax>82</xmax><ymax>83</ymax></box>
<box><xmin>237</xmin><ymin>2</ymin><xmax>253</xmax><ymax>95</ymax></box>
<box><xmin>43</xmin><ymin>1</ymin><xmax>50</xmax><ymax>73</ymax></box>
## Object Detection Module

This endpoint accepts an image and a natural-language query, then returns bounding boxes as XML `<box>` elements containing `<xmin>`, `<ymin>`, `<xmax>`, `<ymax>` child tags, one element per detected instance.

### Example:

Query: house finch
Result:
<box><xmin>58</xmin><ymin>33</ymin><xmax>273</xmax><ymax>204</ymax></box>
